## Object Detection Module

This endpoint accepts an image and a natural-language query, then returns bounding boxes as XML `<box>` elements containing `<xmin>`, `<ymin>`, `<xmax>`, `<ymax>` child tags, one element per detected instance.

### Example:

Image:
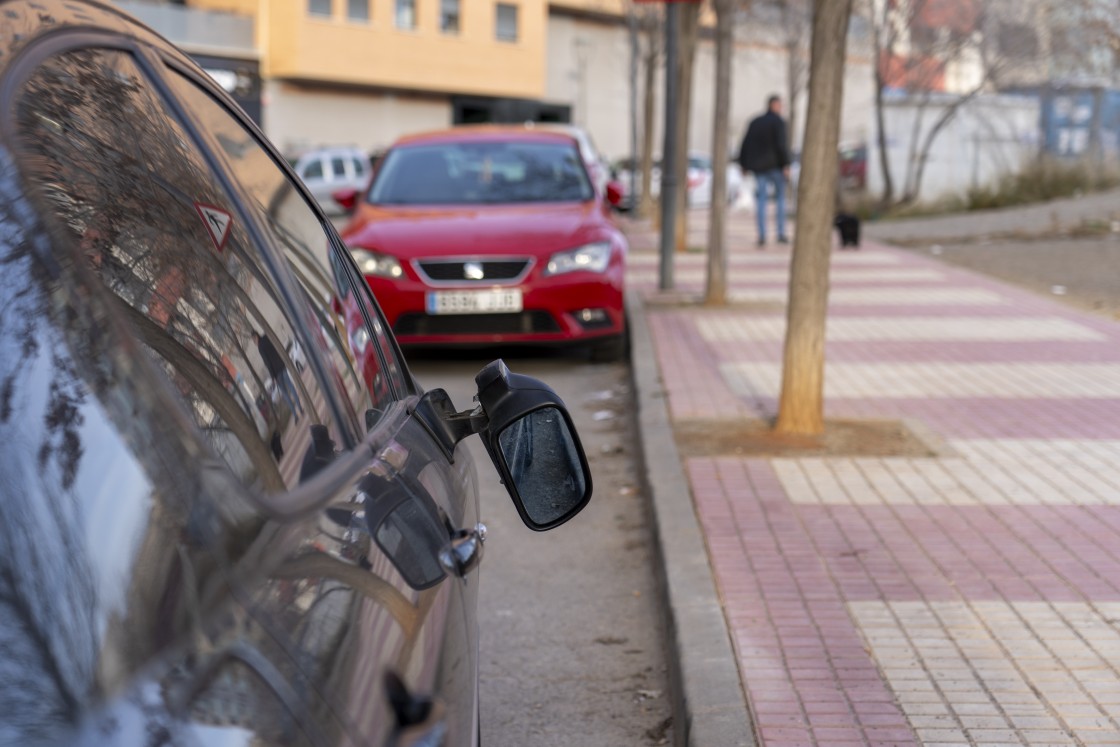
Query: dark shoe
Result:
<box><xmin>756</xmin><ymin>238</ymin><xmax>766</xmax><ymax>248</ymax></box>
<box><xmin>777</xmin><ymin>236</ymin><xmax>790</xmax><ymax>244</ymax></box>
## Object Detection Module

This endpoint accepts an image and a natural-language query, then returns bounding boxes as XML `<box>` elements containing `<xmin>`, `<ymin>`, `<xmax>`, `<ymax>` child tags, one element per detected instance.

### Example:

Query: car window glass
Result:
<box><xmin>330</xmin><ymin>156</ymin><xmax>346</xmax><ymax>180</ymax></box>
<box><xmin>351</xmin><ymin>156</ymin><xmax>366</xmax><ymax>178</ymax></box>
<box><xmin>163</xmin><ymin>71</ymin><xmax>398</xmax><ymax>426</ymax></box>
<box><xmin>371</xmin><ymin>141</ymin><xmax>593</xmax><ymax>205</ymax></box>
<box><xmin>15</xmin><ymin>48</ymin><xmax>336</xmax><ymax>494</ymax></box>
<box><xmin>302</xmin><ymin>158</ymin><xmax>323</xmax><ymax>180</ymax></box>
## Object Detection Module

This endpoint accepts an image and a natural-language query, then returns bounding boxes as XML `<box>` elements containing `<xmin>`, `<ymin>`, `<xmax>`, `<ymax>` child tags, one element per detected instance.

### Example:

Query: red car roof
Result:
<box><xmin>391</xmin><ymin>124</ymin><xmax>579</xmax><ymax>148</ymax></box>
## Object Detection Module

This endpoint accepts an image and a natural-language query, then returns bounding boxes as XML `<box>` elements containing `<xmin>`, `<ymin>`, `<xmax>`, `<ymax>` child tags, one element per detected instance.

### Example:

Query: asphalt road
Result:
<box><xmin>407</xmin><ymin>347</ymin><xmax>674</xmax><ymax>747</ymax></box>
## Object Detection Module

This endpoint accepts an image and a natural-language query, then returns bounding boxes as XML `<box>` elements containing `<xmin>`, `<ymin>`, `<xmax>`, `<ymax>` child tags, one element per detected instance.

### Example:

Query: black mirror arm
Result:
<box><xmin>411</xmin><ymin>388</ymin><xmax>489</xmax><ymax>463</ymax></box>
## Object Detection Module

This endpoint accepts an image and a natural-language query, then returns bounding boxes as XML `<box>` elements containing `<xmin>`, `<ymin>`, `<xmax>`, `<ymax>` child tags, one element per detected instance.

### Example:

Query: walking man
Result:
<box><xmin>738</xmin><ymin>94</ymin><xmax>792</xmax><ymax>247</ymax></box>
<box><xmin>252</xmin><ymin>330</ymin><xmax>305</xmax><ymax>421</ymax></box>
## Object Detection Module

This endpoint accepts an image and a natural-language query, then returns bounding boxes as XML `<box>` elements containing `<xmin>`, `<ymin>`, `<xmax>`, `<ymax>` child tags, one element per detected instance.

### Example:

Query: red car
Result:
<box><xmin>334</xmin><ymin>126</ymin><xmax>629</xmax><ymax>361</ymax></box>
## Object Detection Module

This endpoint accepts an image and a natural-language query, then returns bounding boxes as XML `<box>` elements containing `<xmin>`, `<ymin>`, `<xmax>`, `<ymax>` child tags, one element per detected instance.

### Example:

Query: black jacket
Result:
<box><xmin>737</xmin><ymin>111</ymin><xmax>790</xmax><ymax>174</ymax></box>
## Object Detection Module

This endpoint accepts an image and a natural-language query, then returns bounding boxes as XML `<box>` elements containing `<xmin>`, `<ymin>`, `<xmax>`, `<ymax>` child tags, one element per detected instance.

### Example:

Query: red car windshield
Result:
<box><xmin>368</xmin><ymin>140</ymin><xmax>594</xmax><ymax>205</ymax></box>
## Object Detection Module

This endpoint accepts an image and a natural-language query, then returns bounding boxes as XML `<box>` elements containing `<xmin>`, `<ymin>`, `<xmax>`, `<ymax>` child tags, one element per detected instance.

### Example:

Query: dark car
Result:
<box><xmin>333</xmin><ymin>126</ymin><xmax>629</xmax><ymax>362</ymax></box>
<box><xmin>839</xmin><ymin>143</ymin><xmax>868</xmax><ymax>190</ymax></box>
<box><xmin>0</xmin><ymin>2</ymin><xmax>591</xmax><ymax>745</ymax></box>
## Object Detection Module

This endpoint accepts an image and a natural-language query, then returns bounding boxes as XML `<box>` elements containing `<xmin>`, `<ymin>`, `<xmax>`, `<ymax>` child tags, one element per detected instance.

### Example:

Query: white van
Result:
<box><xmin>291</xmin><ymin>145</ymin><xmax>371</xmax><ymax>215</ymax></box>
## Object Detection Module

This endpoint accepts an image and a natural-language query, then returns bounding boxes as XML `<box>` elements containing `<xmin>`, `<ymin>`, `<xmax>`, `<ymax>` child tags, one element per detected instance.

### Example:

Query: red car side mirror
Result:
<box><xmin>332</xmin><ymin>187</ymin><xmax>359</xmax><ymax>212</ymax></box>
<box><xmin>605</xmin><ymin>181</ymin><xmax>624</xmax><ymax>207</ymax></box>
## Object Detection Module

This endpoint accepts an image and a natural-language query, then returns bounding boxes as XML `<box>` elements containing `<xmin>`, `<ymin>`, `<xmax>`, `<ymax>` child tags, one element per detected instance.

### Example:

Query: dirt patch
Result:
<box><xmin>896</xmin><ymin>236</ymin><xmax>1120</xmax><ymax>319</ymax></box>
<box><xmin>673</xmin><ymin>418</ymin><xmax>939</xmax><ymax>458</ymax></box>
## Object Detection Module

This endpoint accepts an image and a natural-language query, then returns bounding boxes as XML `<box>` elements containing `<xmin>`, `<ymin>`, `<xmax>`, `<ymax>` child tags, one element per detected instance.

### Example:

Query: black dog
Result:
<box><xmin>834</xmin><ymin>212</ymin><xmax>860</xmax><ymax>248</ymax></box>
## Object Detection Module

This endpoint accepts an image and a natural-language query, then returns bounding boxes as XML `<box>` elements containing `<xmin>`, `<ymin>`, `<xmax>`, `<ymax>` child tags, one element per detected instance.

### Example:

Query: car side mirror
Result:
<box><xmin>332</xmin><ymin>187</ymin><xmax>359</xmax><ymax>212</ymax></box>
<box><xmin>605</xmin><ymin>180</ymin><xmax>624</xmax><ymax>208</ymax></box>
<box><xmin>410</xmin><ymin>359</ymin><xmax>592</xmax><ymax>531</ymax></box>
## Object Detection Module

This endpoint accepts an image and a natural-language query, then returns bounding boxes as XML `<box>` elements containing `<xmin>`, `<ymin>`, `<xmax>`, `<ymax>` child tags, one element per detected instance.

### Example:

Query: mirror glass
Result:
<box><xmin>498</xmin><ymin>406</ymin><xmax>587</xmax><ymax>526</ymax></box>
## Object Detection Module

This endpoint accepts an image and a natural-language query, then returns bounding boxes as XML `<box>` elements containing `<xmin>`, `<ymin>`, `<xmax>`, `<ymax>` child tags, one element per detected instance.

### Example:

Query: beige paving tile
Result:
<box><xmin>696</xmin><ymin>315</ymin><xmax>1105</xmax><ymax>343</ymax></box>
<box><xmin>852</xmin><ymin>601</ymin><xmax>1120</xmax><ymax>743</ymax></box>
<box><xmin>724</xmin><ymin>362</ymin><xmax>1120</xmax><ymax>400</ymax></box>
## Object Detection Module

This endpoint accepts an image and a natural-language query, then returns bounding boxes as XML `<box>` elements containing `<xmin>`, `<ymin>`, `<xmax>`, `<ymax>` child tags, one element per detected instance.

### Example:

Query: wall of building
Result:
<box><xmin>264</xmin><ymin>1</ymin><xmax>548</xmax><ymax>98</ymax></box>
<box><xmin>545</xmin><ymin>15</ymin><xmax>631</xmax><ymax>159</ymax></box>
<box><xmin>263</xmin><ymin>82</ymin><xmax>452</xmax><ymax>157</ymax></box>
<box><xmin>867</xmin><ymin>92</ymin><xmax>1041</xmax><ymax>201</ymax></box>
<box><xmin>546</xmin><ymin>14</ymin><xmax>876</xmax><ymax>166</ymax></box>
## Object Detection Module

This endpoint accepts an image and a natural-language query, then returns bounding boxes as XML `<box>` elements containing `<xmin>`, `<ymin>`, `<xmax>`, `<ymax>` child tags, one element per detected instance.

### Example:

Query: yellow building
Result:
<box><xmin>121</xmin><ymin>0</ymin><xmax>875</xmax><ymax>169</ymax></box>
<box><xmin>176</xmin><ymin>0</ymin><xmax>571</xmax><ymax>155</ymax></box>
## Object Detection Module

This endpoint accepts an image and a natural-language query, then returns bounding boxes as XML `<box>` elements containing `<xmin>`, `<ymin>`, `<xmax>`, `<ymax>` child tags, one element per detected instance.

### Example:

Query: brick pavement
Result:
<box><xmin>625</xmin><ymin>210</ymin><xmax>1120</xmax><ymax>746</ymax></box>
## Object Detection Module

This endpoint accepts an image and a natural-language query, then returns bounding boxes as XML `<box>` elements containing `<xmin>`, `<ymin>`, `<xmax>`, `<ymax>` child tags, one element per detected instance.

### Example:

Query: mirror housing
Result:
<box><xmin>410</xmin><ymin>360</ymin><xmax>592</xmax><ymax>531</ymax></box>
<box><xmin>332</xmin><ymin>187</ymin><xmax>359</xmax><ymax>212</ymax></box>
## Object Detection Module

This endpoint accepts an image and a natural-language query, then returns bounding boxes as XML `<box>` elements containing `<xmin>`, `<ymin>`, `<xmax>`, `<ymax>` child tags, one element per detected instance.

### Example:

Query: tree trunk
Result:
<box><xmin>705</xmin><ymin>0</ymin><xmax>734</xmax><ymax>305</ymax></box>
<box><xmin>871</xmin><ymin>8</ymin><xmax>894</xmax><ymax>205</ymax></box>
<box><xmin>672</xmin><ymin>2</ymin><xmax>700</xmax><ymax>253</ymax></box>
<box><xmin>900</xmin><ymin>92</ymin><xmax>931</xmax><ymax>202</ymax></box>
<box><xmin>774</xmin><ymin>0</ymin><xmax>853</xmax><ymax>437</ymax></box>
<box><xmin>640</xmin><ymin>29</ymin><xmax>659</xmax><ymax>221</ymax></box>
<box><xmin>903</xmin><ymin>87</ymin><xmax>984</xmax><ymax>204</ymax></box>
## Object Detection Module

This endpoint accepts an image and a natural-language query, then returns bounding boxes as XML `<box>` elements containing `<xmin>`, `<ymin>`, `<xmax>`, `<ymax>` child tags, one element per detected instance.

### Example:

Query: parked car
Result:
<box><xmin>611</xmin><ymin>152</ymin><xmax>743</xmax><ymax>209</ymax></box>
<box><xmin>0</xmin><ymin>3</ymin><xmax>592</xmax><ymax>745</ymax></box>
<box><xmin>333</xmin><ymin>125</ymin><xmax>629</xmax><ymax>362</ymax></box>
<box><xmin>838</xmin><ymin>142</ymin><xmax>868</xmax><ymax>190</ymax></box>
<box><xmin>291</xmin><ymin>144</ymin><xmax>372</xmax><ymax>215</ymax></box>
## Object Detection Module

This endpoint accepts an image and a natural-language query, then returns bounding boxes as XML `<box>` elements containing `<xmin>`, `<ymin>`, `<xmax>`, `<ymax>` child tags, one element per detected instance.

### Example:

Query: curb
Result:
<box><xmin>626</xmin><ymin>291</ymin><xmax>756</xmax><ymax>747</ymax></box>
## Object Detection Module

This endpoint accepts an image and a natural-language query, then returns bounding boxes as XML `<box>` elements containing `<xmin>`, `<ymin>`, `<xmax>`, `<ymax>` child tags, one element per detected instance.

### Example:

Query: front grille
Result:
<box><xmin>395</xmin><ymin>311</ymin><xmax>561</xmax><ymax>337</ymax></box>
<box><xmin>415</xmin><ymin>259</ymin><xmax>531</xmax><ymax>283</ymax></box>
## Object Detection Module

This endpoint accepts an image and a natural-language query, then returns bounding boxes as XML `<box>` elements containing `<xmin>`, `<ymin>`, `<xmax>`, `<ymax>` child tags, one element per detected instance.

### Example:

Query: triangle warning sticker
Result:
<box><xmin>195</xmin><ymin>203</ymin><xmax>233</xmax><ymax>252</ymax></box>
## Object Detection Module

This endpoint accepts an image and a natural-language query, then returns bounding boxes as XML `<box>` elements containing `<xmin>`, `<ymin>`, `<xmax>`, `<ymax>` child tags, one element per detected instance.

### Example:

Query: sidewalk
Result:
<box><xmin>626</xmin><ymin>207</ymin><xmax>1120</xmax><ymax>747</ymax></box>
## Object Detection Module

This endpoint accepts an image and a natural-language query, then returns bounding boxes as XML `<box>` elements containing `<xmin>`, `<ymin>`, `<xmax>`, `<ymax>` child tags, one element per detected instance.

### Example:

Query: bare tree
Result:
<box><xmin>777</xmin><ymin>0</ymin><xmax>812</xmax><ymax>147</ymax></box>
<box><xmin>869</xmin><ymin>0</ymin><xmax>1051</xmax><ymax>206</ymax></box>
<box><xmin>672</xmin><ymin>2</ymin><xmax>702</xmax><ymax>252</ymax></box>
<box><xmin>774</xmin><ymin>0</ymin><xmax>853</xmax><ymax>436</ymax></box>
<box><xmin>706</xmin><ymin>0</ymin><xmax>746</xmax><ymax>305</ymax></box>
<box><xmin>631</xmin><ymin>3</ymin><xmax>663</xmax><ymax>220</ymax></box>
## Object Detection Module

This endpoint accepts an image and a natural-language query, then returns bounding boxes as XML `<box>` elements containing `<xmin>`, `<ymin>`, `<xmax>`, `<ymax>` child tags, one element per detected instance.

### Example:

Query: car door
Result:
<box><xmin>9</xmin><ymin>29</ymin><xmax>481</xmax><ymax>746</ymax></box>
<box><xmin>153</xmin><ymin>57</ymin><xmax>483</xmax><ymax>745</ymax></box>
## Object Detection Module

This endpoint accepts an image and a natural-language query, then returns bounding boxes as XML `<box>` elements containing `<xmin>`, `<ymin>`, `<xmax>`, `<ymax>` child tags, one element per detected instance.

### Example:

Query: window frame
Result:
<box><xmin>395</xmin><ymin>0</ymin><xmax>417</xmax><ymax>30</ymax></box>
<box><xmin>440</xmin><ymin>0</ymin><xmax>461</xmax><ymax>34</ymax></box>
<box><xmin>309</xmin><ymin>0</ymin><xmax>333</xmax><ymax>18</ymax></box>
<box><xmin>142</xmin><ymin>47</ymin><xmax>374</xmax><ymax>447</ymax></box>
<box><xmin>156</xmin><ymin>55</ymin><xmax>413</xmax><ymax>408</ymax></box>
<box><xmin>495</xmin><ymin>2</ymin><xmax>518</xmax><ymax>42</ymax></box>
<box><xmin>347</xmin><ymin>0</ymin><xmax>371</xmax><ymax>22</ymax></box>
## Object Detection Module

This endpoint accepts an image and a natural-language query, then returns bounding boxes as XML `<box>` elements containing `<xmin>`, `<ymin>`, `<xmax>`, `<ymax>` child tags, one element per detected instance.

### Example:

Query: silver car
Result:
<box><xmin>292</xmin><ymin>145</ymin><xmax>372</xmax><ymax>215</ymax></box>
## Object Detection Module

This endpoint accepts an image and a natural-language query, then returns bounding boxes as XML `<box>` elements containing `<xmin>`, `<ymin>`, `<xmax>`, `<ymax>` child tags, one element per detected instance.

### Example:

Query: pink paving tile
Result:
<box><xmin>636</xmin><ymin>226</ymin><xmax>1120</xmax><ymax>745</ymax></box>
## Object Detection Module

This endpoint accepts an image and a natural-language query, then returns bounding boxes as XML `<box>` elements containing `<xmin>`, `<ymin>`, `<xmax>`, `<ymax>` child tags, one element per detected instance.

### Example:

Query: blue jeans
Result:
<box><xmin>275</xmin><ymin>368</ymin><xmax>304</xmax><ymax>419</ymax></box>
<box><xmin>754</xmin><ymin>169</ymin><xmax>787</xmax><ymax>242</ymax></box>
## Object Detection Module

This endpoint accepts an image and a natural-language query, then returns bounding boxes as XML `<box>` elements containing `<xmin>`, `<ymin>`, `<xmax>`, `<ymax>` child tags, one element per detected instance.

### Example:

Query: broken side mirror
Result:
<box><xmin>411</xmin><ymin>359</ymin><xmax>592</xmax><ymax>531</ymax></box>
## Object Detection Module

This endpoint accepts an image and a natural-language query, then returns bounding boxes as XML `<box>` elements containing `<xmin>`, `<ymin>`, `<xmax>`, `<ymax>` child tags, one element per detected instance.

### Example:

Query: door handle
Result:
<box><xmin>439</xmin><ymin>523</ymin><xmax>486</xmax><ymax>577</ymax></box>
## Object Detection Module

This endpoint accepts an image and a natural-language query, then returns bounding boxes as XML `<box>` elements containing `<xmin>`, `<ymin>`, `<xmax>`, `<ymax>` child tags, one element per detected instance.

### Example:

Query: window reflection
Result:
<box><xmin>16</xmin><ymin>49</ymin><xmax>331</xmax><ymax>493</ymax></box>
<box><xmin>164</xmin><ymin>71</ymin><xmax>405</xmax><ymax>429</ymax></box>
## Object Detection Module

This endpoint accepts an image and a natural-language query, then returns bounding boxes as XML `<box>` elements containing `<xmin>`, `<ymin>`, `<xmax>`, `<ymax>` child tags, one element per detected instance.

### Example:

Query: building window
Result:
<box><xmin>496</xmin><ymin>3</ymin><xmax>517</xmax><ymax>42</ymax></box>
<box><xmin>309</xmin><ymin>0</ymin><xmax>332</xmax><ymax>17</ymax></box>
<box><xmin>396</xmin><ymin>0</ymin><xmax>416</xmax><ymax>29</ymax></box>
<box><xmin>440</xmin><ymin>0</ymin><xmax>460</xmax><ymax>33</ymax></box>
<box><xmin>348</xmin><ymin>0</ymin><xmax>369</xmax><ymax>21</ymax></box>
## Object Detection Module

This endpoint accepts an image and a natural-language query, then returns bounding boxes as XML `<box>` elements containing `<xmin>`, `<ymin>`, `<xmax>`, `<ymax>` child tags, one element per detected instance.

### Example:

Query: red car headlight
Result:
<box><xmin>350</xmin><ymin>247</ymin><xmax>403</xmax><ymax>279</ymax></box>
<box><xmin>544</xmin><ymin>242</ymin><xmax>612</xmax><ymax>276</ymax></box>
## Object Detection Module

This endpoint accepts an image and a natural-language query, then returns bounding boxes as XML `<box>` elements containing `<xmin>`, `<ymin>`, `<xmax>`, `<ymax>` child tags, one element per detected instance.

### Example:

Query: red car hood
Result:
<box><xmin>340</xmin><ymin>201</ymin><xmax>610</xmax><ymax>259</ymax></box>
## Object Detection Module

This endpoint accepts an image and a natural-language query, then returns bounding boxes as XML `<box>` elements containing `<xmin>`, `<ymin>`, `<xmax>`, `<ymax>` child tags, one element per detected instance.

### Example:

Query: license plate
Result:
<box><xmin>426</xmin><ymin>289</ymin><xmax>523</xmax><ymax>315</ymax></box>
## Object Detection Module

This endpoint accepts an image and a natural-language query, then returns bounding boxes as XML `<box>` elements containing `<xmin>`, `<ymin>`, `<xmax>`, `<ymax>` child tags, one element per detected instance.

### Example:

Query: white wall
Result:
<box><xmin>545</xmin><ymin>16</ymin><xmax>636</xmax><ymax>161</ymax></box>
<box><xmin>867</xmin><ymin>92</ymin><xmax>1042</xmax><ymax>202</ymax></box>
<box><xmin>263</xmin><ymin>82</ymin><xmax>452</xmax><ymax>158</ymax></box>
<box><xmin>545</xmin><ymin>15</ymin><xmax>876</xmax><ymax>166</ymax></box>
